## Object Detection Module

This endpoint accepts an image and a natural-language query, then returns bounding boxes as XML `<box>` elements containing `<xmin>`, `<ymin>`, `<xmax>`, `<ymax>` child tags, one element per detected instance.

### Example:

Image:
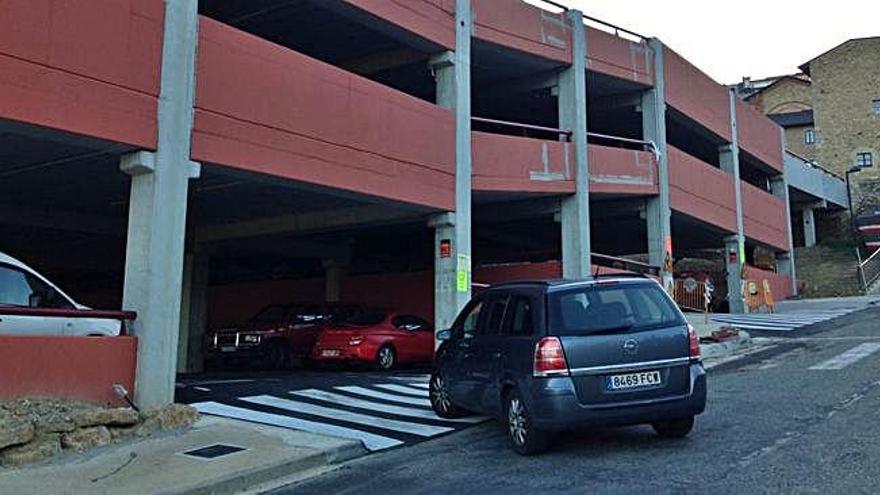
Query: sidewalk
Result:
<box><xmin>0</xmin><ymin>416</ymin><xmax>365</xmax><ymax>495</ymax></box>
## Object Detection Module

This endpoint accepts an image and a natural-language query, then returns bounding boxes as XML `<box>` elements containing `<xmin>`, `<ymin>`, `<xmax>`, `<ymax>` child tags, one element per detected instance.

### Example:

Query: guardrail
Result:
<box><xmin>583</xmin><ymin>14</ymin><xmax>647</xmax><ymax>43</ymax></box>
<box><xmin>591</xmin><ymin>253</ymin><xmax>660</xmax><ymax>277</ymax></box>
<box><xmin>857</xmin><ymin>247</ymin><xmax>880</xmax><ymax>293</ymax></box>
<box><xmin>587</xmin><ymin>132</ymin><xmax>659</xmax><ymax>158</ymax></box>
<box><xmin>471</xmin><ymin>116</ymin><xmax>573</xmax><ymax>141</ymax></box>
<box><xmin>673</xmin><ymin>278</ymin><xmax>709</xmax><ymax>313</ymax></box>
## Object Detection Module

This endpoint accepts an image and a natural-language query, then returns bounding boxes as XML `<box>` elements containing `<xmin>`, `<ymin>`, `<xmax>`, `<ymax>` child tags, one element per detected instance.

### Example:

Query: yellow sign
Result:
<box><xmin>456</xmin><ymin>254</ymin><xmax>471</xmax><ymax>293</ymax></box>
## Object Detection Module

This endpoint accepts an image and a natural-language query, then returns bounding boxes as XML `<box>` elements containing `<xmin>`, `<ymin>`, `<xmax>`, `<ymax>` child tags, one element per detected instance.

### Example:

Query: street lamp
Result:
<box><xmin>845</xmin><ymin>165</ymin><xmax>863</xmax><ymax>235</ymax></box>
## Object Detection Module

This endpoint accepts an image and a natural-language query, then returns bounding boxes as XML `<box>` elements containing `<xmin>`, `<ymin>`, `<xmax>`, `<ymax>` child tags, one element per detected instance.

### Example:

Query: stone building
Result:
<box><xmin>734</xmin><ymin>37</ymin><xmax>880</xmax><ymax>248</ymax></box>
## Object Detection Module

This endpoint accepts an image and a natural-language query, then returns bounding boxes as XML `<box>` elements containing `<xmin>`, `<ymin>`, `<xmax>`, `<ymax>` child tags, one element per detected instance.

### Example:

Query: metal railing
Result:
<box><xmin>857</xmin><ymin>246</ymin><xmax>880</xmax><ymax>293</ymax></box>
<box><xmin>587</xmin><ymin>132</ymin><xmax>659</xmax><ymax>159</ymax></box>
<box><xmin>591</xmin><ymin>253</ymin><xmax>660</xmax><ymax>278</ymax></box>
<box><xmin>583</xmin><ymin>14</ymin><xmax>647</xmax><ymax>43</ymax></box>
<box><xmin>673</xmin><ymin>278</ymin><xmax>709</xmax><ymax>313</ymax></box>
<box><xmin>472</xmin><ymin>116</ymin><xmax>573</xmax><ymax>141</ymax></box>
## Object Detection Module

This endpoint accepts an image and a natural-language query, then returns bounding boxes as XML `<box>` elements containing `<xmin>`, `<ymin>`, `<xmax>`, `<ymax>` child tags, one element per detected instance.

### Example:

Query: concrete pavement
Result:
<box><xmin>0</xmin><ymin>416</ymin><xmax>364</xmax><ymax>495</ymax></box>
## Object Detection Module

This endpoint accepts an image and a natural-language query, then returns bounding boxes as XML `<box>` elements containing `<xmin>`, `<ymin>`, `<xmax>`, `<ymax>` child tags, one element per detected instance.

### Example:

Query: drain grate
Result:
<box><xmin>182</xmin><ymin>444</ymin><xmax>246</xmax><ymax>460</ymax></box>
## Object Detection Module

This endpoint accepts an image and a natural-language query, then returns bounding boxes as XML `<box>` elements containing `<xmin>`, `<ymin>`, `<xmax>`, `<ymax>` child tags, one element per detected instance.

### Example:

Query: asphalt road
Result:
<box><xmin>270</xmin><ymin>307</ymin><xmax>880</xmax><ymax>494</ymax></box>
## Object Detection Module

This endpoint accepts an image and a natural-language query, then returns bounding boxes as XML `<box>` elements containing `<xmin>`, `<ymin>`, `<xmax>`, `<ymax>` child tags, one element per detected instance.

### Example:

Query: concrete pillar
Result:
<box><xmin>721</xmin><ymin>89</ymin><xmax>747</xmax><ymax>313</ymax></box>
<box><xmin>724</xmin><ymin>235</ymin><xmax>745</xmax><ymax>314</ymax></box>
<box><xmin>802</xmin><ymin>207</ymin><xmax>817</xmax><ymax>247</ymax></box>
<box><xmin>120</xmin><ymin>0</ymin><xmax>200</xmax><ymax>409</ymax></box>
<box><xmin>771</xmin><ymin>174</ymin><xmax>797</xmax><ymax>296</ymax></box>
<box><xmin>428</xmin><ymin>0</ymin><xmax>472</xmax><ymax>335</ymax></box>
<box><xmin>642</xmin><ymin>38</ymin><xmax>673</xmax><ymax>292</ymax></box>
<box><xmin>178</xmin><ymin>248</ymin><xmax>209</xmax><ymax>373</ymax></box>
<box><xmin>557</xmin><ymin>9</ymin><xmax>591</xmax><ymax>279</ymax></box>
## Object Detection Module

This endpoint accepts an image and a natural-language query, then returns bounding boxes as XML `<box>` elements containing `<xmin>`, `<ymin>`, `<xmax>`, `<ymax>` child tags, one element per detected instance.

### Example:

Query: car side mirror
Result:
<box><xmin>436</xmin><ymin>329</ymin><xmax>452</xmax><ymax>341</ymax></box>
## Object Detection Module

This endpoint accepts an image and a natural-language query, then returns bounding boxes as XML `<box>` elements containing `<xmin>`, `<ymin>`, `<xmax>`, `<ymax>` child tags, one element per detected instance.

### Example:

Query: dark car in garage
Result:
<box><xmin>206</xmin><ymin>303</ymin><xmax>363</xmax><ymax>370</ymax></box>
<box><xmin>429</xmin><ymin>276</ymin><xmax>706</xmax><ymax>455</ymax></box>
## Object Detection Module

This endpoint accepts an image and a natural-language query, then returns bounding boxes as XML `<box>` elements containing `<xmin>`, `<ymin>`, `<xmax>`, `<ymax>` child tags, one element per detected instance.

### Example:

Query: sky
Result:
<box><xmin>526</xmin><ymin>0</ymin><xmax>879</xmax><ymax>84</ymax></box>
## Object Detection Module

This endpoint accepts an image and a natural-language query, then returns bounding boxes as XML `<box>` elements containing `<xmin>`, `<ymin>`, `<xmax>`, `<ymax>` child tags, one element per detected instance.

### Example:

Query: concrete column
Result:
<box><xmin>178</xmin><ymin>248</ymin><xmax>209</xmax><ymax>373</ymax></box>
<box><xmin>721</xmin><ymin>89</ymin><xmax>746</xmax><ymax>313</ymax></box>
<box><xmin>557</xmin><ymin>9</ymin><xmax>591</xmax><ymax>279</ymax></box>
<box><xmin>120</xmin><ymin>0</ymin><xmax>200</xmax><ymax>409</ymax></box>
<box><xmin>642</xmin><ymin>38</ymin><xmax>673</xmax><ymax>291</ymax></box>
<box><xmin>724</xmin><ymin>235</ymin><xmax>745</xmax><ymax>314</ymax></box>
<box><xmin>428</xmin><ymin>0</ymin><xmax>472</xmax><ymax>335</ymax></box>
<box><xmin>771</xmin><ymin>174</ymin><xmax>797</xmax><ymax>295</ymax></box>
<box><xmin>802</xmin><ymin>207</ymin><xmax>817</xmax><ymax>247</ymax></box>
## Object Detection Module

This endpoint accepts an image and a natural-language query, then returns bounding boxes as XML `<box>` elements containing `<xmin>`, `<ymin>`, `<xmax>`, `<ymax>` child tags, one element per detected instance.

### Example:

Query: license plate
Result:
<box><xmin>321</xmin><ymin>349</ymin><xmax>340</xmax><ymax>357</ymax></box>
<box><xmin>605</xmin><ymin>370</ymin><xmax>662</xmax><ymax>390</ymax></box>
<box><xmin>220</xmin><ymin>346</ymin><xmax>236</xmax><ymax>353</ymax></box>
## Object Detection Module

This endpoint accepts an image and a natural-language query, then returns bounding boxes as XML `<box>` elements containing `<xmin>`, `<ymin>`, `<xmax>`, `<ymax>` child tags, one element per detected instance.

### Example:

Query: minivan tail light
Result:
<box><xmin>688</xmin><ymin>324</ymin><xmax>701</xmax><ymax>360</ymax></box>
<box><xmin>533</xmin><ymin>337</ymin><xmax>570</xmax><ymax>377</ymax></box>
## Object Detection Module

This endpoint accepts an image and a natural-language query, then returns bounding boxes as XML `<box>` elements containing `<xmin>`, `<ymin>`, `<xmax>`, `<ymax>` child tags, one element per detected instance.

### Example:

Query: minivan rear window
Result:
<box><xmin>548</xmin><ymin>282</ymin><xmax>685</xmax><ymax>336</ymax></box>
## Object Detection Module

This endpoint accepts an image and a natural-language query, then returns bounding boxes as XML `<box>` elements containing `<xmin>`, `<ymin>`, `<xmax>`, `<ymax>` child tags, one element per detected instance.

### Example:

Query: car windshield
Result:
<box><xmin>548</xmin><ymin>281</ymin><xmax>685</xmax><ymax>336</ymax></box>
<box><xmin>249</xmin><ymin>305</ymin><xmax>289</xmax><ymax>324</ymax></box>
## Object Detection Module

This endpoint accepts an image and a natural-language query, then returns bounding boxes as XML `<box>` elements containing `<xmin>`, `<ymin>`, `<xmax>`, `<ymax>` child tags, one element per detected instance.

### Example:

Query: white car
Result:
<box><xmin>0</xmin><ymin>251</ymin><xmax>123</xmax><ymax>336</ymax></box>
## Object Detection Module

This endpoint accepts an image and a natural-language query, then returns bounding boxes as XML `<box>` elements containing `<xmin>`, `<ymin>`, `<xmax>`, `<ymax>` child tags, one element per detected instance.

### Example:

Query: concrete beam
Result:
<box><xmin>121</xmin><ymin>0</ymin><xmax>200</xmax><ymax>409</ymax></box>
<box><xmin>771</xmin><ymin>169</ymin><xmax>797</xmax><ymax>295</ymax></box>
<box><xmin>480</xmin><ymin>70</ymin><xmax>559</xmax><ymax>97</ymax></box>
<box><xmin>194</xmin><ymin>205</ymin><xmax>417</xmax><ymax>243</ymax></box>
<box><xmin>642</xmin><ymin>38</ymin><xmax>672</xmax><ymax>291</ymax></box>
<box><xmin>558</xmin><ymin>9</ymin><xmax>591</xmax><ymax>279</ymax></box>
<box><xmin>474</xmin><ymin>197</ymin><xmax>561</xmax><ymax>223</ymax></box>
<box><xmin>721</xmin><ymin>89</ymin><xmax>746</xmax><ymax>313</ymax></box>
<box><xmin>341</xmin><ymin>47</ymin><xmax>426</xmax><ymax>75</ymax></box>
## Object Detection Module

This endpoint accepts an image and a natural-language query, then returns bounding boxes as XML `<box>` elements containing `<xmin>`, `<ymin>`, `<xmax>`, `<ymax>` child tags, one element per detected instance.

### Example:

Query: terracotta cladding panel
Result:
<box><xmin>472</xmin><ymin>132</ymin><xmax>574</xmax><ymax>194</ymax></box>
<box><xmin>664</xmin><ymin>48</ymin><xmax>731</xmax><ymax>141</ymax></box>
<box><xmin>193</xmin><ymin>18</ymin><xmax>455</xmax><ymax>210</ymax></box>
<box><xmin>735</xmin><ymin>99</ymin><xmax>783</xmax><ymax>172</ymax></box>
<box><xmin>668</xmin><ymin>146</ymin><xmax>737</xmax><ymax>232</ymax></box>
<box><xmin>472</xmin><ymin>0</ymin><xmax>572</xmax><ymax>63</ymax></box>
<box><xmin>0</xmin><ymin>0</ymin><xmax>162</xmax><ymax>146</ymax></box>
<box><xmin>0</xmin><ymin>336</ymin><xmax>137</xmax><ymax>405</ymax></box>
<box><xmin>589</xmin><ymin>145</ymin><xmax>658</xmax><ymax>195</ymax></box>
<box><xmin>586</xmin><ymin>27</ymin><xmax>653</xmax><ymax>85</ymax></box>
<box><xmin>745</xmin><ymin>265</ymin><xmax>791</xmax><ymax>300</ymax></box>
<box><xmin>342</xmin><ymin>0</ymin><xmax>455</xmax><ymax>49</ymax></box>
<box><xmin>741</xmin><ymin>181</ymin><xmax>788</xmax><ymax>250</ymax></box>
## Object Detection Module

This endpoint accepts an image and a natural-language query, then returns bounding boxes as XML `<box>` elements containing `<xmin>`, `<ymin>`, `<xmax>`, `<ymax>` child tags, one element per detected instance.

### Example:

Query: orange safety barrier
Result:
<box><xmin>674</xmin><ymin>278</ymin><xmax>710</xmax><ymax>313</ymax></box>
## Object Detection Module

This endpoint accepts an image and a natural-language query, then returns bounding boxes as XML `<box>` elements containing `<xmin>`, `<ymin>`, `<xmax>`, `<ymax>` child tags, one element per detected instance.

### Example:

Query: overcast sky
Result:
<box><xmin>526</xmin><ymin>0</ymin><xmax>879</xmax><ymax>84</ymax></box>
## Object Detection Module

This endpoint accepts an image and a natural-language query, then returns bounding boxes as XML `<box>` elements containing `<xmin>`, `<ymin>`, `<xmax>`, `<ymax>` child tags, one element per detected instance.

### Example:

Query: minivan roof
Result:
<box><xmin>486</xmin><ymin>274</ymin><xmax>656</xmax><ymax>292</ymax></box>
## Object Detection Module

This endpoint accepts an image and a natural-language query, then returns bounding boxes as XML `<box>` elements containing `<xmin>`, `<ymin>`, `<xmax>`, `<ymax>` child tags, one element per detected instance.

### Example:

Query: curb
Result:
<box><xmin>173</xmin><ymin>439</ymin><xmax>367</xmax><ymax>495</ymax></box>
<box><xmin>700</xmin><ymin>331</ymin><xmax>751</xmax><ymax>361</ymax></box>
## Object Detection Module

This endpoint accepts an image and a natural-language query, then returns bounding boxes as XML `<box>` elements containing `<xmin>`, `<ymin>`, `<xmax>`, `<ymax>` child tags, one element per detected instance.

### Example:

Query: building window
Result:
<box><xmin>804</xmin><ymin>128</ymin><xmax>816</xmax><ymax>145</ymax></box>
<box><xmin>873</xmin><ymin>99</ymin><xmax>880</xmax><ymax>116</ymax></box>
<box><xmin>856</xmin><ymin>152</ymin><xmax>874</xmax><ymax>168</ymax></box>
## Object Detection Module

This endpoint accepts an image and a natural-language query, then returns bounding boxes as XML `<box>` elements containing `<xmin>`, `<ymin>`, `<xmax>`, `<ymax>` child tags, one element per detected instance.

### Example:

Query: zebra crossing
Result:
<box><xmin>711</xmin><ymin>308</ymin><xmax>860</xmax><ymax>332</ymax></box>
<box><xmin>190</xmin><ymin>376</ymin><xmax>486</xmax><ymax>452</ymax></box>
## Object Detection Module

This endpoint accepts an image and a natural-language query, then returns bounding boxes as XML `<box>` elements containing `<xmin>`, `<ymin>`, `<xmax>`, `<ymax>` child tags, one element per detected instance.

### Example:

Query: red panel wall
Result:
<box><xmin>586</xmin><ymin>28</ymin><xmax>653</xmax><ymax>85</ymax></box>
<box><xmin>668</xmin><ymin>146</ymin><xmax>737</xmax><ymax>232</ymax></box>
<box><xmin>741</xmin><ymin>182</ymin><xmax>789</xmax><ymax>250</ymax></box>
<box><xmin>745</xmin><ymin>265</ymin><xmax>792</xmax><ymax>300</ymax></box>
<box><xmin>342</xmin><ymin>0</ymin><xmax>455</xmax><ymax>49</ymax></box>
<box><xmin>472</xmin><ymin>0</ymin><xmax>572</xmax><ymax>63</ymax></box>
<box><xmin>192</xmin><ymin>18</ymin><xmax>455</xmax><ymax>210</ymax></box>
<box><xmin>664</xmin><ymin>48</ymin><xmax>731</xmax><ymax>141</ymax></box>
<box><xmin>0</xmin><ymin>336</ymin><xmax>137</xmax><ymax>406</ymax></box>
<box><xmin>472</xmin><ymin>132</ymin><xmax>575</xmax><ymax>194</ymax></box>
<box><xmin>589</xmin><ymin>145</ymin><xmax>658</xmax><ymax>195</ymax></box>
<box><xmin>735</xmin><ymin>99</ymin><xmax>784</xmax><ymax>172</ymax></box>
<box><xmin>0</xmin><ymin>0</ymin><xmax>162</xmax><ymax>148</ymax></box>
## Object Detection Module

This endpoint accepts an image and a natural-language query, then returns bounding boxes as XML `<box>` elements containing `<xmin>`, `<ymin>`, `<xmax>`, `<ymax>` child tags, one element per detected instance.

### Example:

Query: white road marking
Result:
<box><xmin>712</xmin><ymin>309</ymin><xmax>856</xmax><ymax>332</ymax></box>
<box><xmin>809</xmin><ymin>343</ymin><xmax>880</xmax><ymax>370</ymax></box>
<box><xmin>191</xmin><ymin>401</ymin><xmax>403</xmax><ymax>451</ymax></box>
<box><xmin>241</xmin><ymin>395</ymin><xmax>453</xmax><ymax>437</ymax></box>
<box><xmin>335</xmin><ymin>386</ymin><xmax>432</xmax><ymax>407</ymax></box>
<box><xmin>291</xmin><ymin>389</ymin><xmax>483</xmax><ymax>423</ymax></box>
<box><xmin>193</xmin><ymin>386</ymin><xmax>211</xmax><ymax>392</ymax></box>
<box><xmin>374</xmin><ymin>384</ymin><xmax>430</xmax><ymax>397</ymax></box>
<box><xmin>406</xmin><ymin>383</ymin><xmax>431</xmax><ymax>389</ymax></box>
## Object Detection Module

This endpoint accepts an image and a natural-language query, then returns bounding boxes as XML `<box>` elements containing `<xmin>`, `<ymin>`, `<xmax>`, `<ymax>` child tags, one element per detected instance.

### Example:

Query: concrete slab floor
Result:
<box><xmin>0</xmin><ymin>416</ymin><xmax>366</xmax><ymax>495</ymax></box>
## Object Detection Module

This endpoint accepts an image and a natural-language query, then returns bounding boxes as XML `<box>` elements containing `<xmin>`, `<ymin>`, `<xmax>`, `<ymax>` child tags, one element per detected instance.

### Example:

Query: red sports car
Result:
<box><xmin>312</xmin><ymin>310</ymin><xmax>434</xmax><ymax>370</ymax></box>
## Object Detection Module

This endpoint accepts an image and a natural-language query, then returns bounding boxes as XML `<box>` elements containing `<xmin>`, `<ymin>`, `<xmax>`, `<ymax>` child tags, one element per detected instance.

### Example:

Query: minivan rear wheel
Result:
<box><xmin>652</xmin><ymin>416</ymin><xmax>695</xmax><ymax>438</ymax></box>
<box><xmin>429</xmin><ymin>372</ymin><xmax>469</xmax><ymax>419</ymax></box>
<box><xmin>505</xmin><ymin>389</ymin><xmax>548</xmax><ymax>455</ymax></box>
